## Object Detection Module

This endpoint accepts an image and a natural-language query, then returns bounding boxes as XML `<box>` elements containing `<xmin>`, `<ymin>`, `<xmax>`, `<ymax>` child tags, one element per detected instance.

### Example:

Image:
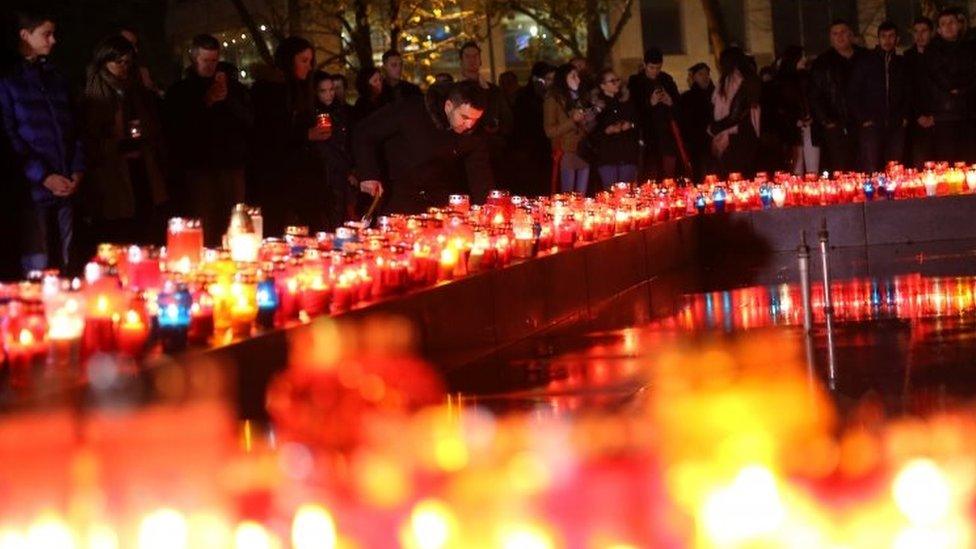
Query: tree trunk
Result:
<box><xmin>388</xmin><ymin>0</ymin><xmax>402</xmax><ymax>52</ymax></box>
<box><xmin>700</xmin><ymin>0</ymin><xmax>730</xmax><ymax>66</ymax></box>
<box><xmin>585</xmin><ymin>0</ymin><xmax>611</xmax><ymax>69</ymax></box>
<box><xmin>288</xmin><ymin>0</ymin><xmax>302</xmax><ymax>36</ymax></box>
<box><xmin>227</xmin><ymin>0</ymin><xmax>275</xmax><ymax>67</ymax></box>
<box><xmin>351</xmin><ymin>0</ymin><xmax>374</xmax><ymax>68</ymax></box>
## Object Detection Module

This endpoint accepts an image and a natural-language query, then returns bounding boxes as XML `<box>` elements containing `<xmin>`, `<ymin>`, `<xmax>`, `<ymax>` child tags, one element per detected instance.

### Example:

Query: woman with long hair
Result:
<box><xmin>708</xmin><ymin>46</ymin><xmax>762</xmax><ymax>177</ymax></box>
<box><xmin>81</xmin><ymin>34</ymin><xmax>168</xmax><ymax>245</ymax></box>
<box><xmin>590</xmin><ymin>68</ymin><xmax>639</xmax><ymax>188</ymax></box>
<box><xmin>251</xmin><ymin>36</ymin><xmax>324</xmax><ymax>233</ymax></box>
<box><xmin>543</xmin><ymin>63</ymin><xmax>594</xmax><ymax>194</ymax></box>
<box><xmin>775</xmin><ymin>45</ymin><xmax>820</xmax><ymax>175</ymax></box>
<box><xmin>353</xmin><ymin>65</ymin><xmax>385</xmax><ymax>123</ymax></box>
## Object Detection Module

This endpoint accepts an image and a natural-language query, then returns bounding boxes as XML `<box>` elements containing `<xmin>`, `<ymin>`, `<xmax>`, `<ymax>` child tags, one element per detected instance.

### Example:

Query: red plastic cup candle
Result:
<box><xmin>117</xmin><ymin>309</ymin><xmax>149</xmax><ymax>357</ymax></box>
<box><xmin>166</xmin><ymin>217</ymin><xmax>204</xmax><ymax>273</ymax></box>
<box><xmin>83</xmin><ymin>294</ymin><xmax>117</xmax><ymax>354</ymax></box>
<box><xmin>316</xmin><ymin>112</ymin><xmax>332</xmax><ymax>131</ymax></box>
<box><xmin>5</xmin><ymin>328</ymin><xmax>45</xmax><ymax>388</ymax></box>
<box><xmin>188</xmin><ymin>296</ymin><xmax>215</xmax><ymax>345</ymax></box>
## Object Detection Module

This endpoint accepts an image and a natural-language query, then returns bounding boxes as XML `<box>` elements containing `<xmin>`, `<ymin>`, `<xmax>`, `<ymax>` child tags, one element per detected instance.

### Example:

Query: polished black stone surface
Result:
<box><xmin>450</xmin><ymin>241</ymin><xmax>976</xmax><ymax>419</ymax></box>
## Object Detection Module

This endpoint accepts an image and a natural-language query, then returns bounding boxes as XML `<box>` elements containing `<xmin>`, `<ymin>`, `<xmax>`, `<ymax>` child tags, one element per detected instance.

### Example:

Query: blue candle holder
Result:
<box><xmin>759</xmin><ymin>184</ymin><xmax>773</xmax><ymax>209</ymax></box>
<box><xmin>863</xmin><ymin>179</ymin><xmax>875</xmax><ymax>202</ymax></box>
<box><xmin>256</xmin><ymin>277</ymin><xmax>279</xmax><ymax>329</ymax></box>
<box><xmin>712</xmin><ymin>186</ymin><xmax>727</xmax><ymax>213</ymax></box>
<box><xmin>695</xmin><ymin>194</ymin><xmax>706</xmax><ymax>214</ymax></box>
<box><xmin>157</xmin><ymin>282</ymin><xmax>191</xmax><ymax>353</ymax></box>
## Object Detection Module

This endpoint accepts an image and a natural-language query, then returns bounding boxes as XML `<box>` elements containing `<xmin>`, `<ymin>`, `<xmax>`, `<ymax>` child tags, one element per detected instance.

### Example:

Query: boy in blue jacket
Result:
<box><xmin>0</xmin><ymin>10</ymin><xmax>84</xmax><ymax>274</ymax></box>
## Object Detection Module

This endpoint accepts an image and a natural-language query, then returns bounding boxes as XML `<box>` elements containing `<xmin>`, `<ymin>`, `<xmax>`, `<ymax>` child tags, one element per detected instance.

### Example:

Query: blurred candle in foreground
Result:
<box><xmin>292</xmin><ymin>504</ymin><xmax>337</xmax><ymax>549</ymax></box>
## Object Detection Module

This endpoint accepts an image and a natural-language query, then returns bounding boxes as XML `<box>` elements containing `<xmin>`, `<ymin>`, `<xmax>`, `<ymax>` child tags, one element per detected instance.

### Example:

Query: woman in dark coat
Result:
<box><xmin>590</xmin><ymin>68</ymin><xmax>640</xmax><ymax>188</ymax></box>
<box><xmin>353</xmin><ymin>66</ymin><xmax>385</xmax><ymax>123</ymax></box>
<box><xmin>774</xmin><ymin>45</ymin><xmax>821</xmax><ymax>175</ymax></box>
<box><xmin>81</xmin><ymin>35</ymin><xmax>168</xmax><ymax>245</ymax></box>
<box><xmin>310</xmin><ymin>70</ymin><xmax>355</xmax><ymax>229</ymax></box>
<box><xmin>250</xmin><ymin>36</ymin><xmax>325</xmax><ymax>234</ymax></box>
<box><xmin>708</xmin><ymin>47</ymin><xmax>762</xmax><ymax>177</ymax></box>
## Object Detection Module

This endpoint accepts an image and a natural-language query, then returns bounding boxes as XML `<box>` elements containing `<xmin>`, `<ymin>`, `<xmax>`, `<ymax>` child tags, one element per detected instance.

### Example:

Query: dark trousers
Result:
<box><xmin>187</xmin><ymin>168</ymin><xmax>246</xmax><ymax>247</ymax></box>
<box><xmin>858</xmin><ymin>124</ymin><xmax>906</xmax><ymax>173</ymax></box>
<box><xmin>822</xmin><ymin>125</ymin><xmax>857</xmax><ymax>172</ymax></box>
<box><xmin>20</xmin><ymin>201</ymin><xmax>73</xmax><ymax>276</ymax></box>
<box><xmin>932</xmin><ymin>120</ymin><xmax>975</xmax><ymax>163</ymax></box>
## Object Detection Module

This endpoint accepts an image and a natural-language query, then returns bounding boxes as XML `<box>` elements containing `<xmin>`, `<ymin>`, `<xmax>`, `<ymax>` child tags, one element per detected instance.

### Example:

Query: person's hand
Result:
<box><xmin>42</xmin><ymin>174</ymin><xmax>73</xmax><ymax>196</ymax></box>
<box><xmin>347</xmin><ymin>174</ymin><xmax>359</xmax><ymax>188</ymax></box>
<box><xmin>918</xmin><ymin>115</ymin><xmax>935</xmax><ymax>128</ymax></box>
<box><xmin>359</xmin><ymin>180</ymin><xmax>384</xmax><ymax>197</ymax></box>
<box><xmin>604</xmin><ymin>123</ymin><xmax>618</xmax><ymax>135</ymax></box>
<box><xmin>660</xmin><ymin>92</ymin><xmax>673</xmax><ymax>107</ymax></box>
<box><xmin>308</xmin><ymin>126</ymin><xmax>332</xmax><ymax>141</ymax></box>
<box><xmin>950</xmin><ymin>89</ymin><xmax>960</xmax><ymax>95</ymax></box>
<box><xmin>824</xmin><ymin>121</ymin><xmax>837</xmax><ymax>130</ymax></box>
<box><xmin>650</xmin><ymin>89</ymin><xmax>663</xmax><ymax>106</ymax></box>
<box><xmin>862</xmin><ymin>121</ymin><xmax>875</xmax><ymax>128</ymax></box>
<box><xmin>65</xmin><ymin>172</ymin><xmax>83</xmax><ymax>195</ymax></box>
<box><xmin>571</xmin><ymin>109</ymin><xmax>586</xmax><ymax>123</ymax></box>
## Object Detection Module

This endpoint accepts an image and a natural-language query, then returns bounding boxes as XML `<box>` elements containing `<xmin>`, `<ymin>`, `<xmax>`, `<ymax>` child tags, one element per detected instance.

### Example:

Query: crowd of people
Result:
<box><xmin>2</xmin><ymin>7</ymin><xmax>976</xmax><ymax>279</ymax></box>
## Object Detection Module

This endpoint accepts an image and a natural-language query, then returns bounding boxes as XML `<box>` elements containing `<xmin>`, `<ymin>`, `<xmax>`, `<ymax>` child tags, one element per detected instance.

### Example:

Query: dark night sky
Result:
<box><xmin>3</xmin><ymin>0</ymin><xmax>173</xmax><ymax>90</ymax></box>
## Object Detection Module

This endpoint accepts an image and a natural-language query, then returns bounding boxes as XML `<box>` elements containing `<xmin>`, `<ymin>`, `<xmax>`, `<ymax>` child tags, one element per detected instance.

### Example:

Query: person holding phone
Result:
<box><xmin>165</xmin><ymin>34</ymin><xmax>253</xmax><ymax>245</ymax></box>
<box><xmin>544</xmin><ymin>63</ymin><xmax>595</xmax><ymax>194</ymax></box>
<box><xmin>628</xmin><ymin>47</ymin><xmax>680</xmax><ymax>180</ymax></box>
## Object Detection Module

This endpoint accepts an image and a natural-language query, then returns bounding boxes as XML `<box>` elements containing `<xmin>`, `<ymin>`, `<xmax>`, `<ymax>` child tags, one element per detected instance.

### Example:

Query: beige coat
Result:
<box><xmin>543</xmin><ymin>94</ymin><xmax>587</xmax><ymax>154</ymax></box>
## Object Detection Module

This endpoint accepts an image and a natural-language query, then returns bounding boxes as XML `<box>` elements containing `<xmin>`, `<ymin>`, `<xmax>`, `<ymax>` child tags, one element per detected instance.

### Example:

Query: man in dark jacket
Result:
<box><xmin>354</xmin><ymin>80</ymin><xmax>492</xmax><ymax>214</ymax></box>
<box><xmin>511</xmin><ymin>61</ymin><xmax>554</xmax><ymax>197</ymax></box>
<box><xmin>679</xmin><ymin>63</ymin><xmax>714</xmax><ymax>181</ymax></box>
<box><xmin>924</xmin><ymin>9</ymin><xmax>976</xmax><ymax>163</ymax></box>
<box><xmin>380</xmin><ymin>49</ymin><xmax>422</xmax><ymax>103</ymax></box>
<box><xmin>848</xmin><ymin>21</ymin><xmax>909</xmax><ymax>172</ymax></box>
<box><xmin>629</xmin><ymin>47</ymin><xmax>681</xmax><ymax>180</ymax></box>
<box><xmin>904</xmin><ymin>16</ymin><xmax>934</xmax><ymax>167</ymax></box>
<box><xmin>0</xmin><ymin>10</ymin><xmax>84</xmax><ymax>274</ymax></box>
<box><xmin>809</xmin><ymin>19</ymin><xmax>865</xmax><ymax>171</ymax></box>
<box><xmin>165</xmin><ymin>34</ymin><xmax>253</xmax><ymax>245</ymax></box>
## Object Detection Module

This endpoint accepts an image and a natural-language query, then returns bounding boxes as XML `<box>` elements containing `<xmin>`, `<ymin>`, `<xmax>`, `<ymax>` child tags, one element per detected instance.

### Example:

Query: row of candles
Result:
<box><xmin>3</xmin><ymin>161</ymin><xmax>976</xmax><ymax>383</ymax></box>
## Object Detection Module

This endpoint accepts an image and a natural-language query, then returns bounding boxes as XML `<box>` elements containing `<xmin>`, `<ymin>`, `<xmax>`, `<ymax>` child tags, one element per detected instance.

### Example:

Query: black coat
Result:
<box><xmin>773</xmin><ymin>69</ymin><xmax>820</xmax><ymax>147</ymax></box>
<box><xmin>512</xmin><ymin>81</ymin><xmax>549</xmax><ymax>154</ymax></box>
<box><xmin>903</xmin><ymin>46</ymin><xmax>929</xmax><ymax>119</ymax></box>
<box><xmin>380</xmin><ymin>79</ymin><xmax>422</xmax><ymax>104</ymax></box>
<box><xmin>164</xmin><ymin>71</ymin><xmax>253</xmax><ymax>171</ymax></box>
<box><xmin>353</xmin><ymin>85</ymin><xmax>493</xmax><ymax>214</ymax></box>
<box><xmin>627</xmin><ymin>70</ymin><xmax>680</xmax><ymax>154</ymax></box>
<box><xmin>808</xmin><ymin>46</ymin><xmax>866</xmax><ymax>129</ymax></box>
<box><xmin>847</xmin><ymin>48</ymin><xmax>909</xmax><ymax>128</ymax></box>
<box><xmin>679</xmin><ymin>84</ymin><xmax>715</xmax><ymax>159</ymax></box>
<box><xmin>923</xmin><ymin>37</ymin><xmax>976</xmax><ymax>122</ymax></box>
<box><xmin>309</xmin><ymin>100</ymin><xmax>354</xmax><ymax>178</ymax></box>
<box><xmin>591</xmin><ymin>91</ymin><xmax>640</xmax><ymax>166</ymax></box>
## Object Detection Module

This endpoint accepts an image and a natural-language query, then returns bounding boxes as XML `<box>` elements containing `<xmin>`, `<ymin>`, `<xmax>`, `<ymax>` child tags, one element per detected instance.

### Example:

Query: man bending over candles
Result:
<box><xmin>353</xmin><ymin>80</ymin><xmax>493</xmax><ymax>215</ymax></box>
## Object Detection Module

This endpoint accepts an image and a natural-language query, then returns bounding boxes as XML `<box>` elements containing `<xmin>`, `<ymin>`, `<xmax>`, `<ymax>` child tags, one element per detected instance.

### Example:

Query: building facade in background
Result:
<box><xmin>166</xmin><ymin>0</ymin><xmax>973</xmax><ymax>91</ymax></box>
